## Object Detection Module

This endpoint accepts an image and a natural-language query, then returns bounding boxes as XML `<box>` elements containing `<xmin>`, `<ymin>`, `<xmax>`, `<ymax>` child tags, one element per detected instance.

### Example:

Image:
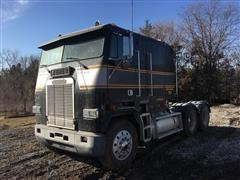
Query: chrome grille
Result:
<box><xmin>46</xmin><ymin>79</ymin><xmax>74</xmax><ymax>129</ymax></box>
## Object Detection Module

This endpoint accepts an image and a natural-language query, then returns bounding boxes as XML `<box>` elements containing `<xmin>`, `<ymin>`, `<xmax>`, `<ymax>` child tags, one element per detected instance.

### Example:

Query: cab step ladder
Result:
<box><xmin>140</xmin><ymin>113</ymin><xmax>152</xmax><ymax>142</ymax></box>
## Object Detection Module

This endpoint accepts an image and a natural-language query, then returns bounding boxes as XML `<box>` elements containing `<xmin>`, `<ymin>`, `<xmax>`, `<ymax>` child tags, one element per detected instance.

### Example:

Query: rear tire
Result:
<box><xmin>100</xmin><ymin>120</ymin><xmax>138</xmax><ymax>169</ymax></box>
<box><xmin>198</xmin><ymin>104</ymin><xmax>210</xmax><ymax>130</ymax></box>
<box><xmin>182</xmin><ymin>104</ymin><xmax>198</xmax><ymax>136</ymax></box>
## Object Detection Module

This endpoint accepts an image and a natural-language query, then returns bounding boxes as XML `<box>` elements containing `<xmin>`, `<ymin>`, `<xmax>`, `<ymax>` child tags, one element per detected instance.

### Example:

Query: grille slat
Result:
<box><xmin>47</xmin><ymin>81</ymin><xmax>74</xmax><ymax>129</ymax></box>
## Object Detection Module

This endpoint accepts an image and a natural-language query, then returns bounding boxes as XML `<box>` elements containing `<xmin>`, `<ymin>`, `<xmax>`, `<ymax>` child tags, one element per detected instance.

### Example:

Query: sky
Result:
<box><xmin>1</xmin><ymin>0</ymin><xmax>238</xmax><ymax>56</ymax></box>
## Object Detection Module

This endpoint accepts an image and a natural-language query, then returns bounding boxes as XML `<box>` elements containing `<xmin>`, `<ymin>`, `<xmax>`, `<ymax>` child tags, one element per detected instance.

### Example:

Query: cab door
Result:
<box><xmin>107</xmin><ymin>32</ymin><xmax>134</xmax><ymax>100</ymax></box>
<box><xmin>137</xmin><ymin>49</ymin><xmax>152</xmax><ymax>97</ymax></box>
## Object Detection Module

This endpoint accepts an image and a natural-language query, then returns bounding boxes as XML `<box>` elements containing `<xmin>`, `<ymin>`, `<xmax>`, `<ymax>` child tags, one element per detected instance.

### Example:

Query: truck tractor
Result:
<box><xmin>33</xmin><ymin>23</ymin><xmax>210</xmax><ymax>169</ymax></box>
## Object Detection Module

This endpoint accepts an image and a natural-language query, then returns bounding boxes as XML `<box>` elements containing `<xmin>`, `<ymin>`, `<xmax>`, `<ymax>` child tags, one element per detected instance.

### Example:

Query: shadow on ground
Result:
<box><xmin>67</xmin><ymin>126</ymin><xmax>240</xmax><ymax>180</ymax></box>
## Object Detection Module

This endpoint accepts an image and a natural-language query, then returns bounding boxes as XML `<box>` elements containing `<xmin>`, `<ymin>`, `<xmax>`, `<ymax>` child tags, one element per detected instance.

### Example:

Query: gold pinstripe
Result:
<box><xmin>79</xmin><ymin>64</ymin><xmax>175</xmax><ymax>76</ymax></box>
<box><xmin>79</xmin><ymin>84</ymin><xmax>175</xmax><ymax>90</ymax></box>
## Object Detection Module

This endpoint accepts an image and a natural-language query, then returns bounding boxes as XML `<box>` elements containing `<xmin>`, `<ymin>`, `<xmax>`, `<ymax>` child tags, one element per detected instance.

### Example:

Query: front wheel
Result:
<box><xmin>100</xmin><ymin>120</ymin><xmax>138</xmax><ymax>169</ymax></box>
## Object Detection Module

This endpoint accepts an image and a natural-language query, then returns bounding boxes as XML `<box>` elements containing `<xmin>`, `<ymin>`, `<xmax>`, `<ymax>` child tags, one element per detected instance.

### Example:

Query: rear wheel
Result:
<box><xmin>198</xmin><ymin>104</ymin><xmax>210</xmax><ymax>130</ymax></box>
<box><xmin>182</xmin><ymin>104</ymin><xmax>198</xmax><ymax>136</ymax></box>
<box><xmin>100</xmin><ymin>120</ymin><xmax>138</xmax><ymax>169</ymax></box>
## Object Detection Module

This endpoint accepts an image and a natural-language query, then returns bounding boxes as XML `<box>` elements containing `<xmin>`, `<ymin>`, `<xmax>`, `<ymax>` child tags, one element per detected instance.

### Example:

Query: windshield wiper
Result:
<box><xmin>40</xmin><ymin>64</ymin><xmax>48</xmax><ymax>68</ymax></box>
<box><xmin>66</xmin><ymin>57</ymin><xmax>88</xmax><ymax>69</ymax></box>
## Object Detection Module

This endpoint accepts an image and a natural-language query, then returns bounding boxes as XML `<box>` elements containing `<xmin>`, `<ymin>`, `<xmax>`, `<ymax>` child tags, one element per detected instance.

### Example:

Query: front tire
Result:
<box><xmin>100</xmin><ymin>120</ymin><xmax>138</xmax><ymax>169</ymax></box>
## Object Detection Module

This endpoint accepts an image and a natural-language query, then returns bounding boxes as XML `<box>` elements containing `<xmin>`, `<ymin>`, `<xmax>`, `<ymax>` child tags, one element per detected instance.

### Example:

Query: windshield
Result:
<box><xmin>40</xmin><ymin>46</ymin><xmax>63</xmax><ymax>65</ymax></box>
<box><xmin>63</xmin><ymin>37</ymin><xmax>104</xmax><ymax>61</ymax></box>
<box><xmin>40</xmin><ymin>37</ymin><xmax>105</xmax><ymax>66</ymax></box>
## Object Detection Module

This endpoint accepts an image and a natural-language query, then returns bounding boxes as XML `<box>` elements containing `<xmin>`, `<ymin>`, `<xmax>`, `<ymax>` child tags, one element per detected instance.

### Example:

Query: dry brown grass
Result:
<box><xmin>210</xmin><ymin>104</ymin><xmax>240</xmax><ymax>127</ymax></box>
<box><xmin>0</xmin><ymin>116</ymin><xmax>34</xmax><ymax>130</ymax></box>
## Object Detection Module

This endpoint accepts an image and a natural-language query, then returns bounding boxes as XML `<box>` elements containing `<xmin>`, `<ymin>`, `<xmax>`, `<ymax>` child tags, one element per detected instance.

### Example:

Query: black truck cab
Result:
<box><xmin>33</xmin><ymin>24</ymin><xmax>209</xmax><ymax>169</ymax></box>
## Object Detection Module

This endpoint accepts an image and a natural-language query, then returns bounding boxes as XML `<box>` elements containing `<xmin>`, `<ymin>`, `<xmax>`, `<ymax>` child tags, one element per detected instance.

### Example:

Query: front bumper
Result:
<box><xmin>35</xmin><ymin>124</ymin><xmax>106</xmax><ymax>157</ymax></box>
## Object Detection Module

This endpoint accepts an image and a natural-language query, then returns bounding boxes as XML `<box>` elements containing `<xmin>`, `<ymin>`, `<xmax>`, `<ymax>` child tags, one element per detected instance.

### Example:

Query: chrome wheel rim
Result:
<box><xmin>112</xmin><ymin>130</ymin><xmax>133</xmax><ymax>161</ymax></box>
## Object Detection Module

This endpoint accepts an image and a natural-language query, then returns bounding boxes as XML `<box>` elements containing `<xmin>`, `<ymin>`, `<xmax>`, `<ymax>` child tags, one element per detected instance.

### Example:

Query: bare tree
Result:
<box><xmin>23</xmin><ymin>56</ymin><xmax>39</xmax><ymax>112</ymax></box>
<box><xmin>0</xmin><ymin>49</ymin><xmax>39</xmax><ymax>116</ymax></box>
<box><xmin>0</xmin><ymin>49</ymin><xmax>20</xmax><ymax>69</ymax></box>
<box><xmin>229</xmin><ymin>46</ymin><xmax>240</xmax><ymax>104</ymax></box>
<box><xmin>139</xmin><ymin>20</ymin><xmax>181</xmax><ymax>49</ymax></box>
<box><xmin>181</xmin><ymin>0</ymin><xmax>240</xmax><ymax>102</ymax></box>
<box><xmin>139</xmin><ymin>20</ymin><xmax>155</xmax><ymax>38</ymax></box>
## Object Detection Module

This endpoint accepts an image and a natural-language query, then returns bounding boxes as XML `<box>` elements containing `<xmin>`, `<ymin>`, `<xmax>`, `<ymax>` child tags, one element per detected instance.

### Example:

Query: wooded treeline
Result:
<box><xmin>0</xmin><ymin>1</ymin><xmax>239</xmax><ymax>116</ymax></box>
<box><xmin>0</xmin><ymin>50</ymin><xmax>39</xmax><ymax>116</ymax></box>
<box><xmin>140</xmin><ymin>1</ymin><xmax>240</xmax><ymax>104</ymax></box>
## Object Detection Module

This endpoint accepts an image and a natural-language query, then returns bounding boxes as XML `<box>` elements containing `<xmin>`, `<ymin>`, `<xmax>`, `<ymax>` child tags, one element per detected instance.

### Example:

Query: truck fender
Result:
<box><xmin>170</xmin><ymin>102</ymin><xmax>199</xmax><ymax>124</ymax></box>
<box><xmin>188</xmin><ymin>100</ymin><xmax>209</xmax><ymax>112</ymax></box>
<box><xmin>171</xmin><ymin>102</ymin><xmax>199</xmax><ymax>135</ymax></box>
<box><xmin>103</xmin><ymin>110</ymin><xmax>142</xmax><ymax>141</ymax></box>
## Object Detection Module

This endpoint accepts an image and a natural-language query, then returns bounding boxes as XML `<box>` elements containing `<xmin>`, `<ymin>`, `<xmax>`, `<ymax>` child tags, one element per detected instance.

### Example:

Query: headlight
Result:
<box><xmin>83</xmin><ymin>108</ymin><xmax>99</xmax><ymax>119</ymax></box>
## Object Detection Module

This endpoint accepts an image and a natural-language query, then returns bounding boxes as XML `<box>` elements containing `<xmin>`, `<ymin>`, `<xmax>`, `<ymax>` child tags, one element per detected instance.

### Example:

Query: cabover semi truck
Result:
<box><xmin>33</xmin><ymin>23</ymin><xmax>210</xmax><ymax>169</ymax></box>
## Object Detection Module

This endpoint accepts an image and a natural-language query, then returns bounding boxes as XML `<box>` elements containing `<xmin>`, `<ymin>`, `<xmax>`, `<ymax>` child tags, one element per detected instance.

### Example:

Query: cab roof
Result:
<box><xmin>38</xmin><ymin>23</ymin><xmax>124</xmax><ymax>49</ymax></box>
<box><xmin>38</xmin><ymin>23</ymin><xmax>172</xmax><ymax>51</ymax></box>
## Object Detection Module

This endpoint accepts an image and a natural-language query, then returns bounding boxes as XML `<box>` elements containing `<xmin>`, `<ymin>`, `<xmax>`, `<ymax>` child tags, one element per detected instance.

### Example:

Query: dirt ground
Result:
<box><xmin>1</xmin><ymin>105</ymin><xmax>240</xmax><ymax>180</ymax></box>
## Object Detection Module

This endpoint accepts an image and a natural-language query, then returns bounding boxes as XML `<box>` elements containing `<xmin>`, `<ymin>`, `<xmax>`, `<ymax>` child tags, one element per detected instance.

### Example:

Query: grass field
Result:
<box><xmin>0</xmin><ymin>116</ymin><xmax>34</xmax><ymax>130</ymax></box>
